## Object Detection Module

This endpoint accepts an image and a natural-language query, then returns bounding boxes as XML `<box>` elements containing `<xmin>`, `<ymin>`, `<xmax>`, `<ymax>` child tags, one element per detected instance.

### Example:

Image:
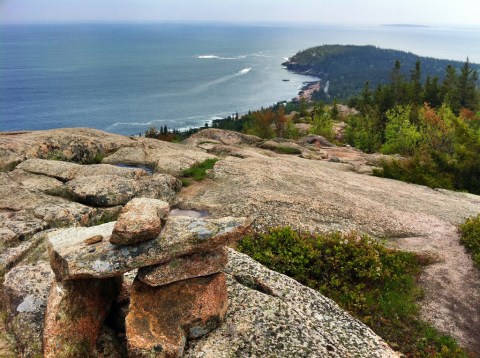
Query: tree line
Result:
<box><xmin>346</xmin><ymin>59</ymin><xmax>480</xmax><ymax>194</ymax></box>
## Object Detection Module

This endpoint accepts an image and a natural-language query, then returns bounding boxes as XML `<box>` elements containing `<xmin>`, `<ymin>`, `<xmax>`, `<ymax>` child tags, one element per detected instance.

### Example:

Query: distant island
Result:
<box><xmin>282</xmin><ymin>44</ymin><xmax>479</xmax><ymax>101</ymax></box>
<box><xmin>382</xmin><ymin>24</ymin><xmax>429</xmax><ymax>28</ymax></box>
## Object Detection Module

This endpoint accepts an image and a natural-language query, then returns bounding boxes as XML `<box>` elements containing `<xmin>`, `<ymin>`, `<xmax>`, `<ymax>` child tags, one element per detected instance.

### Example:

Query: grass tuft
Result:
<box><xmin>181</xmin><ymin>158</ymin><xmax>218</xmax><ymax>182</ymax></box>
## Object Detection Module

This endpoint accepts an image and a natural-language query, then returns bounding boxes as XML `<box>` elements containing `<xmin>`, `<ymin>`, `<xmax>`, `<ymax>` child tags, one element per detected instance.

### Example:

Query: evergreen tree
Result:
<box><xmin>440</xmin><ymin>65</ymin><xmax>460</xmax><ymax>113</ymax></box>
<box><xmin>458</xmin><ymin>58</ymin><xmax>479</xmax><ymax>111</ymax></box>
<box><xmin>409</xmin><ymin>60</ymin><xmax>422</xmax><ymax>105</ymax></box>
<box><xmin>390</xmin><ymin>60</ymin><xmax>406</xmax><ymax>105</ymax></box>
<box><xmin>423</xmin><ymin>76</ymin><xmax>441</xmax><ymax>107</ymax></box>
<box><xmin>331</xmin><ymin>98</ymin><xmax>340</xmax><ymax>121</ymax></box>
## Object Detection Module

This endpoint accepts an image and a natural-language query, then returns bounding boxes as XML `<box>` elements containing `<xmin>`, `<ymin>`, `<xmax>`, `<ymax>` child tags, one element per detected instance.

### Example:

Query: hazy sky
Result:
<box><xmin>1</xmin><ymin>0</ymin><xmax>479</xmax><ymax>26</ymax></box>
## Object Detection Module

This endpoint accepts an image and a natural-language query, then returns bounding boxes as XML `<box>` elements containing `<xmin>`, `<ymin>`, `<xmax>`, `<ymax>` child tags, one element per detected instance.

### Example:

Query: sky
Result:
<box><xmin>0</xmin><ymin>0</ymin><xmax>479</xmax><ymax>26</ymax></box>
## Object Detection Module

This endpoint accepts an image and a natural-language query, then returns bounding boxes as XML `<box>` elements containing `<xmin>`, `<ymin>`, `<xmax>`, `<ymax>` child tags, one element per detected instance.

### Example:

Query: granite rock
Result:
<box><xmin>138</xmin><ymin>248</ymin><xmax>228</xmax><ymax>287</ymax></box>
<box><xmin>126</xmin><ymin>273</ymin><xmax>228</xmax><ymax>358</ymax></box>
<box><xmin>184</xmin><ymin>249</ymin><xmax>399</xmax><ymax>358</ymax></box>
<box><xmin>66</xmin><ymin>175</ymin><xmax>139</xmax><ymax>207</ymax></box>
<box><xmin>7</xmin><ymin>168</ymin><xmax>64</xmax><ymax>193</ymax></box>
<box><xmin>43</xmin><ymin>277</ymin><xmax>121</xmax><ymax>358</ymax></box>
<box><xmin>102</xmin><ymin>139</ymin><xmax>216</xmax><ymax>176</ymax></box>
<box><xmin>16</xmin><ymin>158</ymin><xmax>81</xmax><ymax>181</ymax></box>
<box><xmin>47</xmin><ymin>216</ymin><xmax>250</xmax><ymax>280</ymax></box>
<box><xmin>184</xmin><ymin>128</ymin><xmax>262</xmax><ymax>146</ymax></box>
<box><xmin>110</xmin><ymin>198</ymin><xmax>170</xmax><ymax>245</ymax></box>
<box><xmin>0</xmin><ymin>127</ymin><xmax>136</xmax><ymax>170</ymax></box>
<box><xmin>2</xmin><ymin>262</ymin><xmax>54</xmax><ymax>357</ymax></box>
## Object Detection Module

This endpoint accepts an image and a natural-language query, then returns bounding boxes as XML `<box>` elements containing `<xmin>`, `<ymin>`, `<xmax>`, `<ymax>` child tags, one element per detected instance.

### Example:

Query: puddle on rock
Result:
<box><xmin>170</xmin><ymin>209</ymin><xmax>209</xmax><ymax>218</ymax></box>
<box><xmin>114</xmin><ymin>163</ymin><xmax>154</xmax><ymax>175</ymax></box>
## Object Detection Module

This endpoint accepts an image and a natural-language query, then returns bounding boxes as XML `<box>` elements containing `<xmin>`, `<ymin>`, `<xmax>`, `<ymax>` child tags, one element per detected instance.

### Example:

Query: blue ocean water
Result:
<box><xmin>1</xmin><ymin>23</ymin><xmax>479</xmax><ymax>135</ymax></box>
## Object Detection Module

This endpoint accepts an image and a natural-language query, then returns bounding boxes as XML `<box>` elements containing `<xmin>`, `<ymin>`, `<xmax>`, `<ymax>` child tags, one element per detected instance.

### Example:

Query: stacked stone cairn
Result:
<box><xmin>42</xmin><ymin>197</ymin><xmax>250</xmax><ymax>357</ymax></box>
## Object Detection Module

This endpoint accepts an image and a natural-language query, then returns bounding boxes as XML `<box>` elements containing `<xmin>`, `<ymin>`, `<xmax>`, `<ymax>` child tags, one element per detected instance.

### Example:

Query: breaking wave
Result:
<box><xmin>196</xmin><ymin>54</ymin><xmax>246</xmax><ymax>60</ymax></box>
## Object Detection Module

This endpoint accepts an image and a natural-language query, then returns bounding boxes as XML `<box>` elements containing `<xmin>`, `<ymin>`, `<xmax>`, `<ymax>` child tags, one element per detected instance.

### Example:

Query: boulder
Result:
<box><xmin>2</xmin><ymin>262</ymin><xmax>54</xmax><ymax>357</ymax></box>
<box><xmin>126</xmin><ymin>273</ymin><xmax>228</xmax><ymax>358</ymax></box>
<box><xmin>43</xmin><ymin>277</ymin><xmax>121</xmax><ymax>358</ymax></box>
<box><xmin>184</xmin><ymin>249</ymin><xmax>399</xmax><ymax>358</ymax></box>
<box><xmin>259</xmin><ymin>140</ymin><xmax>303</xmax><ymax>155</ymax></box>
<box><xmin>297</xmin><ymin>134</ymin><xmax>334</xmax><ymax>147</ymax></box>
<box><xmin>138</xmin><ymin>248</ymin><xmax>228</xmax><ymax>287</ymax></box>
<box><xmin>110</xmin><ymin>198</ymin><xmax>170</xmax><ymax>245</ymax></box>
<box><xmin>184</xmin><ymin>128</ymin><xmax>262</xmax><ymax>146</ymax></box>
<box><xmin>64</xmin><ymin>173</ymin><xmax>181</xmax><ymax>208</ymax></box>
<box><xmin>102</xmin><ymin>139</ymin><xmax>216</xmax><ymax>176</ymax></box>
<box><xmin>66</xmin><ymin>175</ymin><xmax>139</xmax><ymax>207</ymax></box>
<box><xmin>47</xmin><ymin>216</ymin><xmax>250</xmax><ymax>280</ymax></box>
<box><xmin>0</xmin><ymin>127</ymin><xmax>136</xmax><ymax>170</ymax></box>
<box><xmin>135</xmin><ymin>174</ymin><xmax>182</xmax><ymax>206</ymax></box>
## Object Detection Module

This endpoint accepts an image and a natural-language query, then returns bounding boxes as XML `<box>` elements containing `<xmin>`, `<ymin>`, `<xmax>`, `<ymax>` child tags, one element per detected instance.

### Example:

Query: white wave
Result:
<box><xmin>196</xmin><ymin>54</ymin><xmax>246</xmax><ymax>60</ymax></box>
<box><xmin>193</xmin><ymin>67</ymin><xmax>252</xmax><ymax>93</ymax></box>
<box><xmin>105</xmin><ymin>114</ymin><xmax>207</xmax><ymax>131</ymax></box>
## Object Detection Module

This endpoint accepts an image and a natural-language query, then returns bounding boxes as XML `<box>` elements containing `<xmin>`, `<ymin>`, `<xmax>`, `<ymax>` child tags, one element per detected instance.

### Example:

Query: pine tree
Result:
<box><xmin>458</xmin><ymin>58</ymin><xmax>479</xmax><ymax>111</ymax></box>
<box><xmin>409</xmin><ymin>60</ymin><xmax>422</xmax><ymax>105</ymax></box>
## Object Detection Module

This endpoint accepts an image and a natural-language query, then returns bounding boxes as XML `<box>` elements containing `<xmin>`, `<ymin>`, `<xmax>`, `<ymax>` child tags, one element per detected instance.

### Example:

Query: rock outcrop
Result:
<box><xmin>185</xmin><ymin>249</ymin><xmax>399</xmax><ymax>358</ymax></box>
<box><xmin>2</xmin><ymin>127</ymin><xmax>479</xmax><ymax>356</ymax></box>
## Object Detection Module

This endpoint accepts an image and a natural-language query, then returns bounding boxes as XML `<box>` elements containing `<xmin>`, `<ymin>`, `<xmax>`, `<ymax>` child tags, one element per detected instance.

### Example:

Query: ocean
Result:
<box><xmin>1</xmin><ymin>23</ymin><xmax>479</xmax><ymax>135</ymax></box>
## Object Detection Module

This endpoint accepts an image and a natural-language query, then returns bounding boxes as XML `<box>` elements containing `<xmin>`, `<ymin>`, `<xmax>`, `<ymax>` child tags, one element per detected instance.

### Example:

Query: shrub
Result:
<box><xmin>237</xmin><ymin>227</ymin><xmax>468</xmax><ymax>357</ymax></box>
<box><xmin>459</xmin><ymin>214</ymin><xmax>480</xmax><ymax>268</ymax></box>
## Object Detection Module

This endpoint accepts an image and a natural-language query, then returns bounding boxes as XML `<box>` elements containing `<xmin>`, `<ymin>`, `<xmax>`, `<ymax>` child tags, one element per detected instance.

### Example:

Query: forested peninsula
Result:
<box><xmin>283</xmin><ymin>45</ymin><xmax>480</xmax><ymax>100</ymax></box>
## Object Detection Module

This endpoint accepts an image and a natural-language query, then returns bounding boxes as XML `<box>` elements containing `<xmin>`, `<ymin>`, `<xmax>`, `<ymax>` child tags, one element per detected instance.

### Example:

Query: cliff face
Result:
<box><xmin>1</xmin><ymin>127</ymin><xmax>479</xmax><ymax>357</ymax></box>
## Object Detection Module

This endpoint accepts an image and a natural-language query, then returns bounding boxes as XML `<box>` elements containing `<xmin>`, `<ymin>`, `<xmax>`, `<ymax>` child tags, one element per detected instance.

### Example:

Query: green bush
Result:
<box><xmin>237</xmin><ymin>227</ymin><xmax>468</xmax><ymax>357</ymax></box>
<box><xmin>459</xmin><ymin>214</ymin><xmax>480</xmax><ymax>268</ymax></box>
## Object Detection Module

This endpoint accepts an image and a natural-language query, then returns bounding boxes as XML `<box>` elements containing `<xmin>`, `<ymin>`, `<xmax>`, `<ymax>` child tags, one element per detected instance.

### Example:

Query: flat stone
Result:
<box><xmin>66</xmin><ymin>175</ymin><xmax>139</xmax><ymax>207</ymax></box>
<box><xmin>47</xmin><ymin>216</ymin><xmax>250</xmax><ymax>280</ymax></box>
<box><xmin>16</xmin><ymin>158</ymin><xmax>81</xmax><ymax>181</ymax></box>
<box><xmin>2</xmin><ymin>262</ymin><xmax>54</xmax><ymax>357</ymax></box>
<box><xmin>43</xmin><ymin>277</ymin><xmax>121</xmax><ymax>358</ymax></box>
<box><xmin>110</xmin><ymin>198</ymin><xmax>170</xmax><ymax>246</ymax></box>
<box><xmin>0</xmin><ymin>210</ymin><xmax>47</xmax><ymax>247</ymax></box>
<box><xmin>0</xmin><ymin>231</ymin><xmax>45</xmax><ymax>277</ymax></box>
<box><xmin>7</xmin><ymin>169</ymin><xmax>64</xmax><ymax>193</ymax></box>
<box><xmin>126</xmin><ymin>273</ymin><xmax>228</xmax><ymax>358</ymax></box>
<box><xmin>138</xmin><ymin>247</ymin><xmax>228</xmax><ymax>287</ymax></box>
<box><xmin>32</xmin><ymin>199</ymin><xmax>96</xmax><ymax>227</ymax></box>
<box><xmin>75</xmin><ymin>163</ymin><xmax>148</xmax><ymax>179</ymax></box>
